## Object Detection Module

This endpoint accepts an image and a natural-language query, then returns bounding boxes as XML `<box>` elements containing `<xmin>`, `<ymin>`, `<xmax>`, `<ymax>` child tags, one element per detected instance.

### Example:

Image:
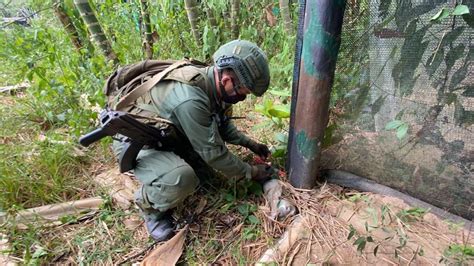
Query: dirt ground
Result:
<box><xmin>94</xmin><ymin>168</ymin><xmax>474</xmax><ymax>265</ymax></box>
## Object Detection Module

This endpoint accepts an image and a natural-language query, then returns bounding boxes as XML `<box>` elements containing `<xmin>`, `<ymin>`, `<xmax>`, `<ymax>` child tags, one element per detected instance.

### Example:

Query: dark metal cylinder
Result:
<box><xmin>287</xmin><ymin>0</ymin><xmax>346</xmax><ymax>188</ymax></box>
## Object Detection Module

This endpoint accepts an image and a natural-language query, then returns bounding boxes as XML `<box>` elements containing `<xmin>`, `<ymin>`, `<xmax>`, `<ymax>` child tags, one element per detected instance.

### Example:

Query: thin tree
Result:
<box><xmin>140</xmin><ymin>0</ymin><xmax>153</xmax><ymax>59</ymax></box>
<box><xmin>54</xmin><ymin>1</ymin><xmax>83</xmax><ymax>51</ymax></box>
<box><xmin>205</xmin><ymin>3</ymin><xmax>217</xmax><ymax>29</ymax></box>
<box><xmin>279</xmin><ymin>0</ymin><xmax>293</xmax><ymax>34</ymax></box>
<box><xmin>184</xmin><ymin>0</ymin><xmax>201</xmax><ymax>44</ymax></box>
<box><xmin>231</xmin><ymin>0</ymin><xmax>240</xmax><ymax>39</ymax></box>
<box><xmin>73</xmin><ymin>0</ymin><xmax>118</xmax><ymax>64</ymax></box>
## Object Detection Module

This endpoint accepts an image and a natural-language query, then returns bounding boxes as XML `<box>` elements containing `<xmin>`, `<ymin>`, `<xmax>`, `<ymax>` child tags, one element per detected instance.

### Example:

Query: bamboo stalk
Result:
<box><xmin>140</xmin><ymin>0</ymin><xmax>153</xmax><ymax>59</ymax></box>
<box><xmin>73</xmin><ymin>0</ymin><xmax>118</xmax><ymax>64</ymax></box>
<box><xmin>205</xmin><ymin>4</ymin><xmax>217</xmax><ymax>29</ymax></box>
<box><xmin>54</xmin><ymin>1</ymin><xmax>83</xmax><ymax>50</ymax></box>
<box><xmin>184</xmin><ymin>0</ymin><xmax>201</xmax><ymax>44</ymax></box>
<box><xmin>279</xmin><ymin>0</ymin><xmax>293</xmax><ymax>34</ymax></box>
<box><xmin>230</xmin><ymin>0</ymin><xmax>240</xmax><ymax>39</ymax></box>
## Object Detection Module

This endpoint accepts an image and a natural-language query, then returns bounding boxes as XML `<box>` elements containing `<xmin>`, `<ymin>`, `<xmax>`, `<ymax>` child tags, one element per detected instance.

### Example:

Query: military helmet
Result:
<box><xmin>213</xmin><ymin>40</ymin><xmax>270</xmax><ymax>96</ymax></box>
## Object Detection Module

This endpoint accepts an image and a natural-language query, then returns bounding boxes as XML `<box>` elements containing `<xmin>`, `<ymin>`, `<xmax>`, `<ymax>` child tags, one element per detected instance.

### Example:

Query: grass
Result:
<box><xmin>0</xmin><ymin>95</ymin><xmax>101</xmax><ymax>211</ymax></box>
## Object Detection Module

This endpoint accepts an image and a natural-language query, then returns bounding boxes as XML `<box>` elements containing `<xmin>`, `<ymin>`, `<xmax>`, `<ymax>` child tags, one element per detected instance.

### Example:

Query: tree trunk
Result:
<box><xmin>279</xmin><ymin>0</ymin><xmax>293</xmax><ymax>34</ymax></box>
<box><xmin>205</xmin><ymin>4</ymin><xmax>217</xmax><ymax>29</ymax></box>
<box><xmin>54</xmin><ymin>1</ymin><xmax>83</xmax><ymax>51</ymax></box>
<box><xmin>231</xmin><ymin>0</ymin><xmax>240</xmax><ymax>39</ymax></box>
<box><xmin>184</xmin><ymin>0</ymin><xmax>201</xmax><ymax>44</ymax></box>
<box><xmin>140</xmin><ymin>0</ymin><xmax>153</xmax><ymax>59</ymax></box>
<box><xmin>73</xmin><ymin>0</ymin><xmax>118</xmax><ymax>64</ymax></box>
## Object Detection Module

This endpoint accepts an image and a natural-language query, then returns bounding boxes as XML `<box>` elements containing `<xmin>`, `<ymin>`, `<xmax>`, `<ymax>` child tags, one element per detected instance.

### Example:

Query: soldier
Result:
<box><xmin>113</xmin><ymin>40</ymin><xmax>275</xmax><ymax>241</ymax></box>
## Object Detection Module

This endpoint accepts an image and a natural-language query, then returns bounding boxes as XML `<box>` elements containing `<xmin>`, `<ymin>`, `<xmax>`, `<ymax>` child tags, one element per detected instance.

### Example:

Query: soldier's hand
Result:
<box><xmin>251</xmin><ymin>164</ymin><xmax>275</xmax><ymax>184</ymax></box>
<box><xmin>247</xmin><ymin>141</ymin><xmax>270</xmax><ymax>159</ymax></box>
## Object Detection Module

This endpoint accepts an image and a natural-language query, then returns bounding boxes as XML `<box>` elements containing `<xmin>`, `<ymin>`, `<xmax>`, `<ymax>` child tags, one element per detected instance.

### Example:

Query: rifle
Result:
<box><xmin>79</xmin><ymin>108</ymin><xmax>193</xmax><ymax>173</ymax></box>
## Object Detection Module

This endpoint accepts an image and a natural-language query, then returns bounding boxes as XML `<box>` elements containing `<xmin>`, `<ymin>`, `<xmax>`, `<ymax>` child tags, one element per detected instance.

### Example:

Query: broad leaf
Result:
<box><xmin>268</xmin><ymin>105</ymin><xmax>290</xmax><ymax>118</ymax></box>
<box><xmin>452</xmin><ymin>5</ymin><xmax>469</xmax><ymax>16</ymax></box>
<box><xmin>385</xmin><ymin>120</ymin><xmax>403</xmax><ymax>130</ymax></box>
<box><xmin>431</xmin><ymin>8</ymin><xmax>449</xmax><ymax>22</ymax></box>
<box><xmin>237</xmin><ymin>204</ymin><xmax>249</xmax><ymax>215</ymax></box>
<box><xmin>274</xmin><ymin>132</ymin><xmax>288</xmax><ymax>143</ymax></box>
<box><xmin>396</xmin><ymin>124</ymin><xmax>409</xmax><ymax>139</ymax></box>
<box><xmin>272</xmin><ymin>148</ymin><xmax>286</xmax><ymax>158</ymax></box>
<box><xmin>247</xmin><ymin>215</ymin><xmax>260</xmax><ymax>224</ymax></box>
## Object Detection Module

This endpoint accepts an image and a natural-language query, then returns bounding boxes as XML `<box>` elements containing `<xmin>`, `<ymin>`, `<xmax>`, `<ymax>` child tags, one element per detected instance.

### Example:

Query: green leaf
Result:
<box><xmin>268</xmin><ymin>105</ymin><xmax>290</xmax><ymax>118</ymax></box>
<box><xmin>263</xmin><ymin>99</ymin><xmax>274</xmax><ymax>111</ymax></box>
<box><xmin>354</xmin><ymin>236</ymin><xmax>365</xmax><ymax>246</ymax></box>
<box><xmin>347</xmin><ymin>225</ymin><xmax>356</xmax><ymax>240</ymax></box>
<box><xmin>274</xmin><ymin>132</ymin><xmax>288</xmax><ymax>144</ymax></box>
<box><xmin>385</xmin><ymin>120</ymin><xmax>403</xmax><ymax>130</ymax></box>
<box><xmin>354</xmin><ymin>237</ymin><xmax>367</xmax><ymax>252</ymax></box>
<box><xmin>247</xmin><ymin>215</ymin><xmax>260</xmax><ymax>224</ymax></box>
<box><xmin>431</xmin><ymin>8</ymin><xmax>449</xmax><ymax>22</ymax></box>
<box><xmin>248</xmin><ymin>182</ymin><xmax>263</xmax><ymax>196</ymax></box>
<box><xmin>237</xmin><ymin>204</ymin><xmax>249</xmax><ymax>215</ymax></box>
<box><xmin>367</xmin><ymin>236</ymin><xmax>374</xmax><ymax>242</ymax></box>
<box><xmin>396</xmin><ymin>123</ymin><xmax>409</xmax><ymax>139</ymax></box>
<box><xmin>255</xmin><ymin>104</ymin><xmax>265</xmax><ymax>113</ymax></box>
<box><xmin>452</xmin><ymin>5</ymin><xmax>469</xmax><ymax>16</ymax></box>
<box><xmin>32</xmin><ymin>246</ymin><xmax>48</xmax><ymax>259</ymax></box>
<box><xmin>225</xmin><ymin>193</ymin><xmax>235</xmax><ymax>202</ymax></box>
<box><xmin>272</xmin><ymin>148</ymin><xmax>286</xmax><ymax>158</ymax></box>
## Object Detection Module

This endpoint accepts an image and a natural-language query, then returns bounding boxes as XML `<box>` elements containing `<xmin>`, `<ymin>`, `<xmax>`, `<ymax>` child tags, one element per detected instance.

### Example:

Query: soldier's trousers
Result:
<box><xmin>113</xmin><ymin>141</ymin><xmax>204</xmax><ymax>212</ymax></box>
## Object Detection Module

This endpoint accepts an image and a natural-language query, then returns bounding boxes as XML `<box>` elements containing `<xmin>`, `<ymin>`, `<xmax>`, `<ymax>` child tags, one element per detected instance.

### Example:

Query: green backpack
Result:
<box><xmin>104</xmin><ymin>58</ymin><xmax>207</xmax><ymax>111</ymax></box>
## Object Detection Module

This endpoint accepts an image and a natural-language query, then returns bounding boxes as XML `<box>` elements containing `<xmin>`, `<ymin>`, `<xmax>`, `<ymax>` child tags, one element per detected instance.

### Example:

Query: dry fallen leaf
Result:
<box><xmin>141</xmin><ymin>225</ymin><xmax>188</xmax><ymax>266</ymax></box>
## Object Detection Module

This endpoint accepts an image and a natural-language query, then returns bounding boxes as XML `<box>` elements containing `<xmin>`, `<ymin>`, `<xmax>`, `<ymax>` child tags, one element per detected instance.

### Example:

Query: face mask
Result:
<box><xmin>220</xmin><ymin>82</ymin><xmax>247</xmax><ymax>104</ymax></box>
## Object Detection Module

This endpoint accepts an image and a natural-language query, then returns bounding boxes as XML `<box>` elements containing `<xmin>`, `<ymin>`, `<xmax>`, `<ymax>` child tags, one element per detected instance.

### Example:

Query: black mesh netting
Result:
<box><xmin>322</xmin><ymin>0</ymin><xmax>473</xmax><ymax>219</ymax></box>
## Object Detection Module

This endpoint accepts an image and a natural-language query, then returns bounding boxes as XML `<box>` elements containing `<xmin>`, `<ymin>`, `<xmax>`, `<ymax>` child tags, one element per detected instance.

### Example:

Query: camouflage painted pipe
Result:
<box><xmin>287</xmin><ymin>0</ymin><xmax>346</xmax><ymax>188</ymax></box>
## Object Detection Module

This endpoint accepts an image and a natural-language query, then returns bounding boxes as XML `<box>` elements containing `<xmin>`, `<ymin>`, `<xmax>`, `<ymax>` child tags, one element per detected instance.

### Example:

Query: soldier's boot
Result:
<box><xmin>142</xmin><ymin>209</ymin><xmax>175</xmax><ymax>242</ymax></box>
<box><xmin>135</xmin><ymin>186</ymin><xmax>175</xmax><ymax>242</ymax></box>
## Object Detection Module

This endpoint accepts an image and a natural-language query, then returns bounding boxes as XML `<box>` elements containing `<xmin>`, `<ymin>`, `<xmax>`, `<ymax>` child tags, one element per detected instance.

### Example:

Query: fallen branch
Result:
<box><xmin>0</xmin><ymin>197</ymin><xmax>103</xmax><ymax>224</ymax></box>
<box><xmin>0</xmin><ymin>82</ymin><xmax>29</xmax><ymax>93</ymax></box>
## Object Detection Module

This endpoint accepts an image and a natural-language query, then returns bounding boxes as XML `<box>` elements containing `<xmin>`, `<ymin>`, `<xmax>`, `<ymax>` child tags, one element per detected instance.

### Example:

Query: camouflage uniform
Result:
<box><xmin>113</xmin><ymin>65</ymin><xmax>253</xmax><ymax>212</ymax></box>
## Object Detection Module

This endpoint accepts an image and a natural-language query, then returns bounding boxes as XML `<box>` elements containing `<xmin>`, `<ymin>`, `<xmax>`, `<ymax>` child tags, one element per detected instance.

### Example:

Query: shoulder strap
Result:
<box><xmin>114</xmin><ymin>60</ymin><xmax>190</xmax><ymax>111</ymax></box>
